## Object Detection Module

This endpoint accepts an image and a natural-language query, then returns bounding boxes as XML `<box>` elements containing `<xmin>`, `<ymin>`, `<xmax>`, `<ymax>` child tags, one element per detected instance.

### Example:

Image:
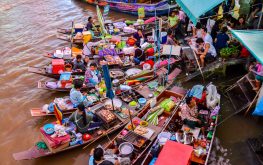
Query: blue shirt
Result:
<box><xmin>70</xmin><ymin>88</ymin><xmax>85</xmax><ymax>107</ymax></box>
<box><xmin>215</xmin><ymin>33</ymin><xmax>229</xmax><ymax>50</ymax></box>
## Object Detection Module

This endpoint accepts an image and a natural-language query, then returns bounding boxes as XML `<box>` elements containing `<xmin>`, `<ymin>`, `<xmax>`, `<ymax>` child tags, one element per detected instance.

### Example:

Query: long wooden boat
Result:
<box><xmin>84</xmin><ymin>0</ymin><xmax>177</xmax><ymax>17</ymax></box>
<box><xmin>141</xmin><ymin>92</ymin><xmax>221</xmax><ymax>164</ymax></box>
<box><xmin>102</xmin><ymin>89</ymin><xmax>185</xmax><ymax>164</ymax></box>
<box><xmin>13</xmin><ymin>96</ymin><xmax>147</xmax><ymax>160</ymax></box>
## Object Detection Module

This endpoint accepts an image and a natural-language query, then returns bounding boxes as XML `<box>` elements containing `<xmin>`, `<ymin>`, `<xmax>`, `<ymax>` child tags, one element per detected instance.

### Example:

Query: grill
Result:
<box><xmin>123</xmin><ymin>131</ymin><xmax>148</xmax><ymax>148</ymax></box>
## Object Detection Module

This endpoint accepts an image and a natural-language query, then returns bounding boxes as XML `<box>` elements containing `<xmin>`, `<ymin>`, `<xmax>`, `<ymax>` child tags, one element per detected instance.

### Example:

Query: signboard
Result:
<box><xmin>103</xmin><ymin>5</ymin><xmax>110</xmax><ymax>18</ymax></box>
<box><xmin>138</xmin><ymin>7</ymin><xmax>145</xmax><ymax>18</ymax></box>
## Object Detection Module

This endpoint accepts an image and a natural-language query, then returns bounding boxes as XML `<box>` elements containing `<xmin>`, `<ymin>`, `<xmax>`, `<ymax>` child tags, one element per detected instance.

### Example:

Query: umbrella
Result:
<box><xmin>102</xmin><ymin>64</ymin><xmax>115</xmax><ymax>109</ymax></box>
<box><xmin>96</xmin><ymin>5</ymin><xmax>107</xmax><ymax>38</ymax></box>
<box><xmin>54</xmin><ymin>103</ymin><xmax>63</xmax><ymax>125</ymax></box>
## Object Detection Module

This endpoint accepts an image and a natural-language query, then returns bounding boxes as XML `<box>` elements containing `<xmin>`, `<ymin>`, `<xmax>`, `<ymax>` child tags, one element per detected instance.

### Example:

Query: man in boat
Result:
<box><xmin>201</xmin><ymin>27</ymin><xmax>213</xmax><ymax>45</ymax></box>
<box><xmin>69</xmin><ymin>103</ymin><xmax>103</xmax><ymax>134</ymax></box>
<box><xmin>73</xmin><ymin>54</ymin><xmax>86</xmax><ymax>72</ymax></box>
<box><xmin>70</xmin><ymin>79</ymin><xmax>92</xmax><ymax>107</ymax></box>
<box><xmin>249</xmin><ymin>61</ymin><xmax>263</xmax><ymax>90</ymax></box>
<box><xmin>195</xmin><ymin>38</ymin><xmax>217</xmax><ymax>68</ymax></box>
<box><xmin>85</xmin><ymin>63</ymin><xmax>101</xmax><ymax>87</ymax></box>
<box><xmin>180</xmin><ymin>97</ymin><xmax>205</xmax><ymax>135</ymax></box>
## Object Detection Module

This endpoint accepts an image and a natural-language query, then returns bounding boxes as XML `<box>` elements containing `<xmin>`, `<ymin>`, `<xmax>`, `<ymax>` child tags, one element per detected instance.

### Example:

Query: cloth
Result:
<box><xmin>168</xmin><ymin>16</ymin><xmax>179</xmax><ymax>27</ymax></box>
<box><xmin>85</xmin><ymin>69</ymin><xmax>102</xmax><ymax>86</ymax></box>
<box><xmin>180</xmin><ymin>104</ymin><xmax>199</xmax><ymax>122</ymax></box>
<box><xmin>70</xmin><ymin>88</ymin><xmax>91</xmax><ymax>107</ymax></box>
<box><xmin>68</xmin><ymin>111</ymin><xmax>94</xmax><ymax>133</ymax></box>
<box><xmin>206</xmin><ymin>18</ymin><xmax>215</xmax><ymax>33</ymax></box>
<box><xmin>188</xmin><ymin>85</ymin><xmax>204</xmax><ymax>99</ymax></box>
<box><xmin>215</xmin><ymin>33</ymin><xmax>229</xmax><ymax>50</ymax></box>
<box><xmin>83</xmin><ymin>42</ymin><xmax>93</xmax><ymax>56</ymax></box>
<box><xmin>203</xmin><ymin>33</ymin><xmax>213</xmax><ymax>45</ymax></box>
<box><xmin>40</xmin><ymin>128</ymin><xmax>70</xmax><ymax>148</ymax></box>
<box><xmin>73</xmin><ymin>61</ymin><xmax>86</xmax><ymax>71</ymax></box>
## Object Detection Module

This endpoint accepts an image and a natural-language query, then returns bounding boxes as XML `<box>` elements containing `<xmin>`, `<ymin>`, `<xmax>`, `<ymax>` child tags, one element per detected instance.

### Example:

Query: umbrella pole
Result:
<box><xmin>128</xmin><ymin>108</ymin><xmax>134</xmax><ymax>131</ymax></box>
<box><xmin>111</xmin><ymin>98</ymin><xmax>115</xmax><ymax>111</ymax></box>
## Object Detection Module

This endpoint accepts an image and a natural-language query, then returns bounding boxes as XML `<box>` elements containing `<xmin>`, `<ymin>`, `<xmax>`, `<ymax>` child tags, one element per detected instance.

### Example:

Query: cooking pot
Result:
<box><xmin>119</xmin><ymin>142</ymin><xmax>134</xmax><ymax>158</ymax></box>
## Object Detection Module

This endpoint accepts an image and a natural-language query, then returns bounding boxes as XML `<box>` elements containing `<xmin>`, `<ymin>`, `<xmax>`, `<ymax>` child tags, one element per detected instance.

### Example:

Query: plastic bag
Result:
<box><xmin>253</xmin><ymin>97</ymin><xmax>263</xmax><ymax>116</ymax></box>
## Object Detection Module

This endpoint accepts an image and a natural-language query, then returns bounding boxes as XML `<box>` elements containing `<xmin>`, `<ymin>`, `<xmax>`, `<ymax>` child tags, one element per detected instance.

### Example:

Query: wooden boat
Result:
<box><xmin>28</xmin><ymin>66</ymin><xmax>85</xmax><ymax>80</ymax></box>
<box><xmin>102</xmin><ymin>89</ymin><xmax>185</xmax><ymax>164</ymax></box>
<box><xmin>141</xmin><ymin>93</ymin><xmax>221</xmax><ymax>164</ymax></box>
<box><xmin>13</xmin><ymin>96</ymin><xmax>147</xmax><ymax>160</ymax></box>
<box><xmin>85</xmin><ymin>0</ymin><xmax>177</xmax><ymax>17</ymax></box>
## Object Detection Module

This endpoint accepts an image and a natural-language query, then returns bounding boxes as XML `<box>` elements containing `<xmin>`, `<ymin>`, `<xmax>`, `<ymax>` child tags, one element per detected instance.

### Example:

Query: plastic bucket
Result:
<box><xmin>161</xmin><ymin>32</ymin><xmax>167</xmax><ymax>44</ymax></box>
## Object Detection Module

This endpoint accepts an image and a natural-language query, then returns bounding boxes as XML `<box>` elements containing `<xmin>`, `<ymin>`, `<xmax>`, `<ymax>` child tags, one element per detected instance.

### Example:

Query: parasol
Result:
<box><xmin>102</xmin><ymin>64</ymin><xmax>115</xmax><ymax>110</ymax></box>
<box><xmin>54</xmin><ymin>103</ymin><xmax>63</xmax><ymax>125</ymax></box>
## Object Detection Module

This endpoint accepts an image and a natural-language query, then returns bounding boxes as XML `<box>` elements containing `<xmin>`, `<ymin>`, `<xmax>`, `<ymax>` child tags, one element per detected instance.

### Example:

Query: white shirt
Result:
<box><xmin>204</xmin><ymin>33</ymin><xmax>213</xmax><ymax>45</ymax></box>
<box><xmin>83</xmin><ymin>42</ymin><xmax>93</xmax><ymax>56</ymax></box>
<box><xmin>205</xmin><ymin>42</ymin><xmax>217</xmax><ymax>57</ymax></box>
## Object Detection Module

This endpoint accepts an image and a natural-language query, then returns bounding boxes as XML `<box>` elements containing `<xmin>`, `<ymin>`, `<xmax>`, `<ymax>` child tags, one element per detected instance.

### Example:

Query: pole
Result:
<box><xmin>244</xmin><ymin>90</ymin><xmax>260</xmax><ymax>116</ymax></box>
<box><xmin>128</xmin><ymin>107</ymin><xmax>134</xmax><ymax>131</ymax></box>
<box><xmin>257</xmin><ymin>8</ymin><xmax>263</xmax><ymax>29</ymax></box>
<box><xmin>70</xmin><ymin>20</ymin><xmax>74</xmax><ymax>57</ymax></box>
<box><xmin>192</xmin><ymin>50</ymin><xmax>205</xmax><ymax>83</ymax></box>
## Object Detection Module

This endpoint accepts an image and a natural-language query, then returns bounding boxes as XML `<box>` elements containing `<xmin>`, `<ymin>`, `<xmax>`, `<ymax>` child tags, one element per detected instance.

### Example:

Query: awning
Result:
<box><xmin>176</xmin><ymin>0</ymin><xmax>224</xmax><ymax>25</ymax></box>
<box><xmin>231</xmin><ymin>30</ymin><xmax>263</xmax><ymax>64</ymax></box>
<box><xmin>155</xmin><ymin>140</ymin><xmax>193</xmax><ymax>165</ymax></box>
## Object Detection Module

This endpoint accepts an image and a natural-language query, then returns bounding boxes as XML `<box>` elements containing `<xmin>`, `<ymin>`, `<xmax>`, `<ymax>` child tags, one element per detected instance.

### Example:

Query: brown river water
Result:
<box><xmin>1</xmin><ymin>0</ymin><xmax>263</xmax><ymax>164</ymax></box>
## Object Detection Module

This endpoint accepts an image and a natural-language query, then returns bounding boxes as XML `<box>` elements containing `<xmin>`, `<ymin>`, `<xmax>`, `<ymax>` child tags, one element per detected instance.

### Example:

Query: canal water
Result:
<box><xmin>0</xmin><ymin>0</ymin><xmax>263</xmax><ymax>164</ymax></box>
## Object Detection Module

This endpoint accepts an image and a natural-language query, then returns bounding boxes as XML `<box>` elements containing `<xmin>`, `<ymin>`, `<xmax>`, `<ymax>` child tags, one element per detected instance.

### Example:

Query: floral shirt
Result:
<box><xmin>180</xmin><ymin>103</ymin><xmax>198</xmax><ymax>122</ymax></box>
<box><xmin>84</xmin><ymin>69</ymin><xmax>101</xmax><ymax>85</ymax></box>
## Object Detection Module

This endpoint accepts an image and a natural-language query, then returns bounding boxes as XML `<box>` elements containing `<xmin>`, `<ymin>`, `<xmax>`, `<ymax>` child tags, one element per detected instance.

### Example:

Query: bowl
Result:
<box><xmin>138</xmin><ymin>98</ymin><xmax>146</xmax><ymax>106</ymax></box>
<box><xmin>43</xmin><ymin>123</ymin><xmax>55</xmax><ymax>135</ymax></box>
<box><xmin>119</xmin><ymin>142</ymin><xmax>134</xmax><ymax>157</ymax></box>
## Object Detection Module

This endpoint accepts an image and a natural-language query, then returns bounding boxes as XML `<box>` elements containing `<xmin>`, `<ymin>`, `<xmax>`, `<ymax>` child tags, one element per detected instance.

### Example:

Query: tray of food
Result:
<box><xmin>123</xmin><ymin>131</ymin><xmax>148</xmax><ymax>148</ymax></box>
<box><xmin>96</xmin><ymin>109</ymin><xmax>116</xmax><ymax>124</ymax></box>
<box><xmin>109</xmin><ymin>69</ymin><xmax>125</xmax><ymax>79</ymax></box>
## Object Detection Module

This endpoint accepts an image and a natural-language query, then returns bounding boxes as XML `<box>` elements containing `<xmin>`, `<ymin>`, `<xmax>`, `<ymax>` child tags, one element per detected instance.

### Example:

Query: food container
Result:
<box><xmin>104</xmin><ymin>98</ymin><xmax>122</xmax><ymax>110</ymax></box>
<box><xmin>129</xmin><ymin>101</ymin><xmax>138</xmax><ymax>111</ymax></box>
<box><xmin>119</xmin><ymin>142</ymin><xmax>134</xmax><ymax>158</ymax></box>
<box><xmin>52</xmin><ymin>59</ymin><xmax>65</xmax><ymax>74</ymax></box>
<box><xmin>43</xmin><ymin>123</ymin><xmax>55</xmax><ymax>135</ymax></box>
<box><xmin>138</xmin><ymin>98</ymin><xmax>146</xmax><ymax>107</ymax></box>
<box><xmin>112</xmin><ymin>79</ymin><xmax>120</xmax><ymax>87</ymax></box>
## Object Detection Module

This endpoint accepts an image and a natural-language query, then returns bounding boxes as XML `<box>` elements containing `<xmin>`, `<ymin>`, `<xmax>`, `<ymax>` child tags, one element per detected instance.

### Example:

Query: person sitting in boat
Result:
<box><xmin>166</xmin><ymin>30</ymin><xmax>179</xmax><ymax>46</ymax></box>
<box><xmin>89</xmin><ymin>147</ymin><xmax>120</xmax><ymax>165</ymax></box>
<box><xmin>181</xmin><ymin>97</ymin><xmax>205</xmax><ymax>135</ymax></box>
<box><xmin>69</xmin><ymin>103</ymin><xmax>103</xmax><ymax>134</ymax></box>
<box><xmin>70</xmin><ymin>79</ymin><xmax>92</xmax><ymax>107</ymax></box>
<box><xmin>85</xmin><ymin>63</ymin><xmax>101</xmax><ymax>87</ymax></box>
<box><xmin>84</xmin><ymin>56</ymin><xmax>91</xmax><ymax>68</ymax></box>
<box><xmin>130</xmin><ymin>28</ymin><xmax>145</xmax><ymax>46</ymax></box>
<box><xmin>73</xmin><ymin>54</ymin><xmax>86</xmax><ymax>72</ymax></box>
<box><xmin>195</xmin><ymin>38</ymin><xmax>217</xmax><ymax>68</ymax></box>
<box><xmin>132</xmin><ymin>43</ymin><xmax>145</xmax><ymax>65</ymax></box>
<box><xmin>201</xmin><ymin>27</ymin><xmax>213</xmax><ymax>45</ymax></box>
<box><xmin>249</xmin><ymin>61</ymin><xmax>263</xmax><ymax>90</ymax></box>
<box><xmin>86</xmin><ymin>17</ymin><xmax>95</xmax><ymax>31</ymax></box>
<box><xmin>168</xmin><ymin>10</ymin><xmax>179</xmax><ymax>36</ymax></box>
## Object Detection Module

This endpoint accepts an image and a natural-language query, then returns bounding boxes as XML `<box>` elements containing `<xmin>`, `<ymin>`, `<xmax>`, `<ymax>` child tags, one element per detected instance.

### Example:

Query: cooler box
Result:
<box><xmin>52</xmin><ymin>59</ymin><xmax>65</xmax><ymax>74</ymax></box>
<box><xmin>74</xmin><ymin>23</ymin><xmax>84</xmax><ymax>33</ymax></box>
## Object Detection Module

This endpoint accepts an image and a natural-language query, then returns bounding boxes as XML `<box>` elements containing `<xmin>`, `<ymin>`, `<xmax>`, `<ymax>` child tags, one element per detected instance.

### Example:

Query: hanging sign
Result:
<box><xmin>138</xmin><ymin>7</ymin><xmax>145</xmax><ymax>18</ymax></box>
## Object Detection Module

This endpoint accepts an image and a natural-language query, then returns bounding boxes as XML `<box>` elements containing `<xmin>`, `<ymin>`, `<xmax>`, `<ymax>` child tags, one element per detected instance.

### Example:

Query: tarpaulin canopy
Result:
<box><xmin>155</xmin><ymin>140</ymin><xmax>193</xmax><ymax>165</ymax></box>
<box><xmin>176</xmin><ymin>0</ymin><xmax>224</xmax><ymax>25</ymax></box>
<box><xmin>231</xmin><ymin>30</ymin><xmax>263</xmax><ymax>64</ymax></box>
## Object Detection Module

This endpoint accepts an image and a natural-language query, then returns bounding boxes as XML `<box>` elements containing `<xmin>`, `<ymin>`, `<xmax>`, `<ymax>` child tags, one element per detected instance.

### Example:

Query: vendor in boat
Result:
<box><xmin>85</xmin><ymin>63</ymin><xmax>101</xmax><ymax>87</ymax></box>
<box><xmin>181</xmin><ymin>97</ymin><xmax>205</xmax><ymax>135</ymax></box>
<box><xmin>195</xmin><ymin>38</ymin><xmax>217</xmax><ymax>68</ymax></box>
<box><xmin>249</xmin><ymin>61</ymin><xmax>263</xmax><ymax>90</ymax></box>
<box><xmin>132</xmin><ymin>43</ymin><xmax>145</xmax><ymax>65</ymax></box>
<box><xmin>89</xmin><ymin>147</ymin><xmax>120</xmax><ymax>165</ymax></box>
<box><xmin>130</xmin><ymin>28</ymin><xmax>145</xmax><ymax>46</ymax></box>
<box><xmin>70</xmin><ymin>79</ymin><xmax>92</xmax><ymax>107</ymax></box>
<box><xmin>69</xmin><ymin>103</ymin><xmax>103</xmax><ymax>134</ymax></box>
<box><xmin>86</xmin><ymin>17</ymin><xmax>95</xmax><ymax>31</ymax></box>
<box><xmin>166</xmin><ymin>30</ymin><xmax>179</xmax><ymax>46</ymax></box>
<box><xmin>168</xmin><ymin>10</ymin><xmax>180</xmax><ymax>35</ymax></box>
<box><xmin>73</xmin><ymin>54</ymin><xmax>86</xmax><ymax>72</ymax></box>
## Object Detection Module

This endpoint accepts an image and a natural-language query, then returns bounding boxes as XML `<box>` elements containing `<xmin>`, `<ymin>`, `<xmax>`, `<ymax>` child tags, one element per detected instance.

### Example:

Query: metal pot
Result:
<box><xmin>112</xmin><ymin>79</ymin><xmax>120</xmax><ymax>87</ymax></box>
<box><xmin>118</xmin><ymin>142</ymin><xmax>134</xmax><ymax>158</ymax></box>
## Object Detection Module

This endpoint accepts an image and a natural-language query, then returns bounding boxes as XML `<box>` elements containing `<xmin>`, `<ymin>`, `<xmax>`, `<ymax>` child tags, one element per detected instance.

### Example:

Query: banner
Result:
<box><xmin>138</xmin><ymin>7</ymin><xmax>145</xmax><ymax>18</ymax></box>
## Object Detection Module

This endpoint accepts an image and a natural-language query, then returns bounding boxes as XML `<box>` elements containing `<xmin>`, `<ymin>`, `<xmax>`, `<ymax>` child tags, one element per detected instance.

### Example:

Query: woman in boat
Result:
<box><xmin>70</xmin><ymin>79</ymin><xmax>92</xmax><ymax>107</ymax></box>
<box><xmin>73</xmin><ymin>54</ymin><xmax>86</xmax><ymax>72</ymax></box>
<box><xmin>130</xmin><ymin>28</ymin><xmax>145</xmax><ymax>46</ymax></box>
<box><xmin>195</xmin><ymin>38</ymin><xmax>217</xmax><ymax>68</ymax></box>
<box><xmin>85</xmin><ymin>63</ymin><xmax>101</xmax><ymax>87</ymax></box>
<box><xmin>89</xmin><ymin>147</ymin><xmax>120</xmax><ymax>165</ymax></box>
<box><xmin>86</xmin><ymin>17</ymin><xmax>95</xmax><ymax>31</ymax></box>
<box><xmin>250</xmin><ymin>61</ymin><xmax>263</xmax><ymax>91</ymax></box>
<box><xmin>69</xmin><ymin>103</ymin><xmax>103</xmax><ymax>134</ymax></box>
<box><xmin>132</xmin><ymin>42</ymin><xmax>145</xmax><ymax>65</ymax></box>
<box><xmin>235</xmin><ymin>16</ymin><xmax>248</xmax><ymax>30</ymax></box>
<box><xmin>181</xmin><ymin>97</ymin><xmax>205</xmax><ymax>135</ymax></box>
<box><xmin>168</xmin><ymin>10</ymin><xmax>179</xmax><ymax>35</ymax></box>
